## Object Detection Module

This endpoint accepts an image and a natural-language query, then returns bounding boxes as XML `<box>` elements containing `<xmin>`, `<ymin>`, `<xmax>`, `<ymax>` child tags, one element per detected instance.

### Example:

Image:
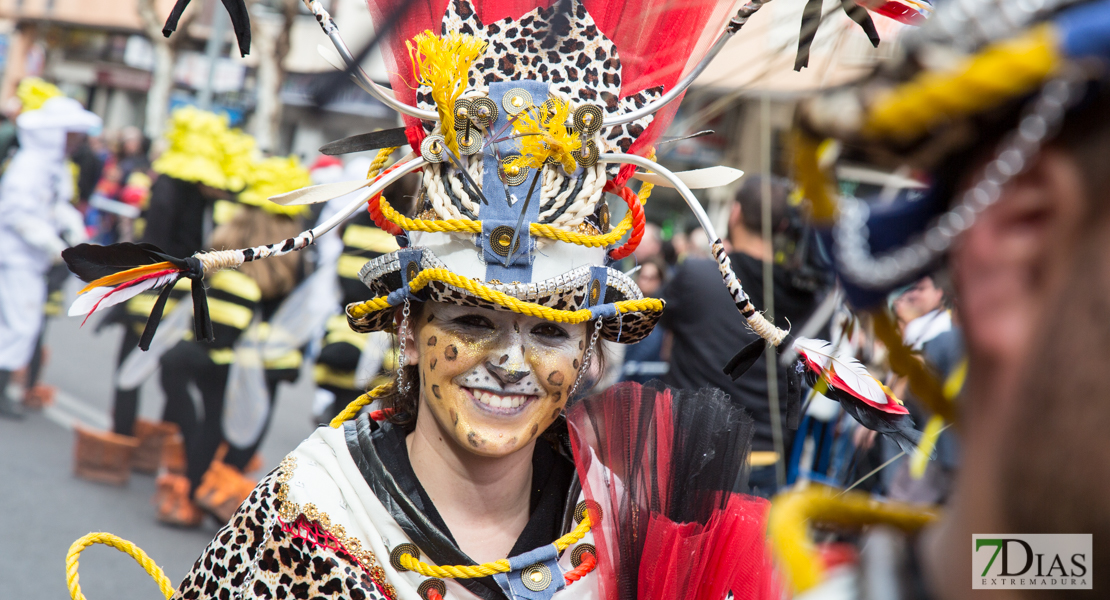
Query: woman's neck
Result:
<box><xmin>406</xmin><ymin>411</ymin><xmax>536</xmax><ymax>564</ymax></box>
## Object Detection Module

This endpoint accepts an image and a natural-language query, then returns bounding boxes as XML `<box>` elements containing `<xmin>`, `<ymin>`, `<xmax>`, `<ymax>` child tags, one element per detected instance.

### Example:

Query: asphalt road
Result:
<box><xmin>0</xmin><ymin>281</ymin><xmax>321</xmax><ymax>600</ymax></box>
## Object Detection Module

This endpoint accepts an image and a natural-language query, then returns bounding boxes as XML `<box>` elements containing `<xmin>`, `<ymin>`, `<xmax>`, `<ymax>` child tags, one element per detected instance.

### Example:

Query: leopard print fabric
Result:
<box><xmin>418</xmin><ymin>0</ymin><xmax>663</xmax><ymax>155</ymax></box>
<box><xmin>172</xmin><ymin>470</ymin><xmax>391</xmax><ymax>600</ymax></box>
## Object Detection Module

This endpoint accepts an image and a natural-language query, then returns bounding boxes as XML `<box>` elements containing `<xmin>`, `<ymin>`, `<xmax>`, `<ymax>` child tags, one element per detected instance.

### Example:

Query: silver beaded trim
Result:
<box><xmin>357</xmin><ymin>247</ymin><xmax>643</xmax><ymax>303</ymax></box>
<box><xmin>834</xmin><ymin>72</ymin><xmax>1085</xmax><ymax>289</ymax></box>
<box><xmin>907</xmin><ymin>0</ymin><xmax>1086</xmax><ymax>54</ymax></box>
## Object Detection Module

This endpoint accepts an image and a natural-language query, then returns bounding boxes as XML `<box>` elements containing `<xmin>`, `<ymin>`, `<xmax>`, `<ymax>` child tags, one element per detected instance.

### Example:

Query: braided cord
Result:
<box><xmin>399</xmin><ymin>515</ymin><xmax>592</xmax><ymax>579</ymax></box>
<box><xmin>328</xmin><ymin>383</ymin><xmax>393</xmax><ymax>428</ymax></box>
<box><xmin>366</xmin><ymin>146</ymin><xmax>395</xmax><ymax>180</ymax></box>
<box><xmin>864</xmin><ymin>24</ymin><xmax>1059</xmax><ymax>142</ymax></box>
<box><xmin>347</xmin><ymin>268</ymin><xmax>664</xmax><ymax>322</ymax></box>
<box><xmin>66</xmin><ymin>533</ymin><xmax>175</xmax><ymax>600</ymax></box>
<box><xmin>376</xmin><ymin>180</ymin><xmax>650</xmax><ymax>249</ymax></box>
<box><xmin>563</xmin><ymin>552</ymin><xmax>597</xmax><ymax>583</ymax></box>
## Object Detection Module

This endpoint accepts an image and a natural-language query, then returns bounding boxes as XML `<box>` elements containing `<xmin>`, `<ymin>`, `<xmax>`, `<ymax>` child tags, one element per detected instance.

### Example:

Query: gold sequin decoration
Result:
<box><xmin>573</xmin><ymin>104</ymin><xmax>603</xmax><ymax>135</ymax></box>
<box><xmin>420</xmin><ymin>135</ymin><xmax>446</xmax><ymax>164</ymax></box>
<box><xmin>598</xmin><ymin>203</ymin><xmax>610</xmax><ymax>233</ymax></box>
<box><xmin>489</xmin><ymin>225</ymin><xmax>521</xmax><ymax>258</ymax></box>
<box><xmin>589</xmin><ymin>280</ymin><xmax>601</xmax><ymax>306</ymax></box>
<box><xmin>498</xmin><ymin>156</ymin><xmax>528</xmax><ymax>186</ymax></box>
<box><xmin>456</xmin><ymin>130</ymin><xmax>482</xmax><ymax>156</ymax></box>
<box><xmin>573</xmin><ymin>500</ymin><xmax>603</xmax><ymax>525</ymax></box>
<box><xmin>470</xmin><ymin>97</ymin><xmax>498</xmax><ymax>127</ymax></box>
<box><xmin>503</xmin><ymin>88</ymin><xmax>533</xmax><ymax>115</ymax></box>
<box><xmin>406</xmin><ymin>261</ymin><xmax>420</xmax><ymax>283</ymax></box>
<box><xmin>452</xmin><ymin>98</ymin><xmax>473</xmax><ymax>131</ymax></box>
<box><xmin>570</xmin><ymin>544</ymin><xmax>596</xmax><ymax>568</ymax></box>
<box><xmin>572</xmin><ymin>140</ymin><xmax>599</xmax><ymax>168</ymax></box>
<box><xmin>417</xmin><ymin>578</ymin><xmax>447</xmax><ymax>600</ymax></box>
<box><xmin>521</xmin><ymin>563</ymin><xmax>553</xmax><ymax>592</ymax></box>
<box><xmin>390</xmin><ymin>543</ymin><xmax>421</xmax><ymax>571</ymax></box>
<box><xmin>275</xmin><ymin>456</ymin><xmax>398</xmax><ymax>599</ymax></box>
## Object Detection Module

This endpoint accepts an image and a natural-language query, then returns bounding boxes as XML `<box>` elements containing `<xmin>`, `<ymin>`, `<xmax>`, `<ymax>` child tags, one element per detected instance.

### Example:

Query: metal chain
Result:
<box><xmin>834</xmin><ymin>71</ymin><xmax>1085</xmax><ymax>289</ymax></box>
<box><xmin>397</xmin><ymin>300</ymin><xmax>411</xmax><ymax>394</ymax></box>
<box><xmin>569</xmin><ymin>317</ymin><xmax>603</xmax><ymax>398</ymax></box>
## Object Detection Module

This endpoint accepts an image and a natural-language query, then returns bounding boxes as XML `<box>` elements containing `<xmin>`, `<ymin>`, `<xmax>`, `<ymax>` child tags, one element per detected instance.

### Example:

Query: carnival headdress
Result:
<box><xmin>797</xmin><ymin>0</ymin><xmax>1110</xmax><ymax>307</ymax></box>
<box><xmin>64</xmin><ymin>0</ymin><xmax>795</xmax><ymax>357</ymax></box>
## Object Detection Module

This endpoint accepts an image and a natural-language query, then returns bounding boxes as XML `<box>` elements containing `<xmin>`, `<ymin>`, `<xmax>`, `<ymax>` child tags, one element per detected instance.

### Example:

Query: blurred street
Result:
<box><xmin>0</xmin><ymin>281</ymin><xmax>319</xmax><ymax>599</ymax></box>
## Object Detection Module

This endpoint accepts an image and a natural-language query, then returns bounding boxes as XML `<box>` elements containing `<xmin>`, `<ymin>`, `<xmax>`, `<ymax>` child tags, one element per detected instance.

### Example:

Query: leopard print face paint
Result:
<box><xmin>410</xmin><ymin>302</ymin><xmax>586</xmax><ymax>457</ymax></box>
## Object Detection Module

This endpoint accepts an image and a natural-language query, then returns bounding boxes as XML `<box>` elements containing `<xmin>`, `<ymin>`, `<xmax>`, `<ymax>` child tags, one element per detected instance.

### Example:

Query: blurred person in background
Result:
<box><xmin>72</xmin><ymin>108</ymin><xmax>257</xmax><ymax>486</ymax></box>
<box><xmin>662</xmin><ymin>175</ymin><xmax>828</xmax><ymax>497</ymax></box>
<box><xmin>0</xmin><ymin>93</ymin><xmax>100</xmax><ymax>419</ymax></box>
<box><xmin>153</xmin><ymin>160</ymin><xmax>309</xmax><ymax>527</ymax></box>
<box><xmin>619</xmin><ymin>255</ymin><xmax>670</xmax><ymax>384</ymax></box>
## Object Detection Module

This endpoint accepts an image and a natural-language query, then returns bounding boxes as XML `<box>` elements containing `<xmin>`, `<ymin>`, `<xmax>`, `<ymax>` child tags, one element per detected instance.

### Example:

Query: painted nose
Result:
<box><xmin>486</xmin><ymin>361</ymin><xmax>529</xmax><ymax>386</ymax></box>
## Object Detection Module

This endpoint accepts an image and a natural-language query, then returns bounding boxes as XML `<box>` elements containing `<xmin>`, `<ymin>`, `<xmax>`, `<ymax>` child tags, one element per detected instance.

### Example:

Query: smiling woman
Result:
<box><xmin>62</xmin><ymin>0</ymin><xmax>785</xmax><ymax>598</ymax></box>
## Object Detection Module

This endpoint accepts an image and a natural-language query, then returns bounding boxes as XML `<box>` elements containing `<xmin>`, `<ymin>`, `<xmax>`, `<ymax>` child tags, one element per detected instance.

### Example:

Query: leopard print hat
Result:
<box><xmin>334</xmin><ymin>0</ymin><xmax>752</xmax><ymax>344</ymax></box>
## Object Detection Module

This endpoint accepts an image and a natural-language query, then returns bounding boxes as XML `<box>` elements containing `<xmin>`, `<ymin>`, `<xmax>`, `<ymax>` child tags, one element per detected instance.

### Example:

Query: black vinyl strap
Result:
<box><xmin>138</xmin><ymin>276</ymin><xmax>181</xmax><ymax>351</ymax></box>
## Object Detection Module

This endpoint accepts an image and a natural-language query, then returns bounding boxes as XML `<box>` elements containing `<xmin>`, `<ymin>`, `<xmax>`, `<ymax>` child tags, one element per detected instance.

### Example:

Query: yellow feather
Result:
<box><xmin>79</xmin><ymin>262</ymin><xmax>177</xmax><ymax>295</ymax></box>
<box><xmin>505</xmin><ymin>97</ymin><xmax>581</xmax><ymax>174</ymax></box>
<box><xmin>406</xmin><ymin>31</ymin><xmax>487</xmax><ymax>156</ymax></box>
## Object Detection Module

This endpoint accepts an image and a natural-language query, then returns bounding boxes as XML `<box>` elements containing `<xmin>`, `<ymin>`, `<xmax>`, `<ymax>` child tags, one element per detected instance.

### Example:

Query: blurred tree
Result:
<box><xmin>250</xmin><ymin>0</ymin><xmax>298</xmax><ymax>152</ymax></box>
<box><xmin>137</xmin><ymin>0</ymin><xmax>198</xmax><ymax>139</ymax></box>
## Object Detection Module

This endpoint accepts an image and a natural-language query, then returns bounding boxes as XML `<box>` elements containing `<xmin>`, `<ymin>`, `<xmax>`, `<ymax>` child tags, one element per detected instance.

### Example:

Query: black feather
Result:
<box><xmin>841</xmin><ymin>0</ymin><xmax>881</xmax><ymax>48</ymax></box>
<box><xmin>62</xmin><ymin>243</ymin><xmax>170</xmax><ymax>283</ymax></box>
<box><xmin>723</xmin><ymin>338</ymin><xmax>766</xmax><ymax>380</ymax></box>
<box><xmin>219</xmin><ymin>0</ymin><xmax>252</xmax><ymax>57</ymax></box>
<box><xmin>795</xmin><ymin>0</ymin><xmax>824</xmax><ymax>71</ymax></box>
<box><xmin>785</xmin><ymin>358</ymin><xmax>805</xmax><ymax>429</ymax></box>
<box><xmin>319</xmin><ymin>128</ymin><xmax>410</xmax><ymax>155</ymax></box>
<box><xmin>161</xmin><ymin>0</ymin><xmax>191</xmax><ymax>38</ymax></box>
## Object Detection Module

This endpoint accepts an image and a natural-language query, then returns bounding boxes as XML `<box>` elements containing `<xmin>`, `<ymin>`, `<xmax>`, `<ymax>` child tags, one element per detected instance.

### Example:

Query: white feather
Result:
<box><xmin>269</xmin><ymin>179</ymin><xmax>370</xmax><ymax>206</ymax></box>
<box><xmin>68</xmin><ymin>274</ymin><xmax>178</xmax><ymax>317</ymax></box>
<box><xmin>793</xmin><ymin>336</ymin><xmax>889</xmax><ymax>406</ymax></box>
<box><xmin>631</xmin><ymin>166</ymin><xmax>743</xmax><ymax>189</ymax></box>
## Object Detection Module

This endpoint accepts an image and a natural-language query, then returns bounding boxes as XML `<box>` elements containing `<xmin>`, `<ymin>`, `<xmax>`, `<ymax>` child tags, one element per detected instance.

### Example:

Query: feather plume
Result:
<box><xmin>793</xmin><ymin>337</ymin><xmax>908</xmax><ymax>415</ymax></box>
<box><xmin>406</xmin><ymin>31</ymin><xmax>487</xmax><ymax>156</ymax></box>
<box><xmin>62</xmin><ymin>242</ymin><xmax>169</xmax><ymax>283</ymax></box>
<box><xmin>79</xmin><ymin>261</ymin><xmax>177</xmax><ymax>294</ymax></box>
<box><xmin>69</xmin><ymin>271</ymin><xmax>180</xmax><ymax>323</ymax></box>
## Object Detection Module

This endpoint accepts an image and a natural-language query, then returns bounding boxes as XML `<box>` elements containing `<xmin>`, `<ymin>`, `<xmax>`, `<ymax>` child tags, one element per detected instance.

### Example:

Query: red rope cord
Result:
<box><xmin>425</xmin><ymin>588</ymin><xmax>444</xmax><ymax>600</ymax></box>
<box><xmin>563</xmin><ymin>551</ymin><xmax>597</xmax><ymax>584</ymax></box>
<box><xmin>603</xmin><ymin>181</ymin><xmax>646</xmax><ymax>261</ymax></box>
<box><xmin>368</xmin><ymin>408</ymin><xmax>396</xmax><ymax>422</ymax></box>
<box><xmin>366</xmin><ymin>162</ymin><xmax>410</xmax><ymax>236</ymax></box>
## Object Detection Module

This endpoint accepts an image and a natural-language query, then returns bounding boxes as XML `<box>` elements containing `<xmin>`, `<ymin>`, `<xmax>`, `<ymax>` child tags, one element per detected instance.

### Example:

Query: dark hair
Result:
<box><xmin>377</xmin><ymin>303</ymin><xmax>607</xmax><ymax>432</ymax></box>
<box><xmin>733</xmin><ymin>174</ymin><xmax>791</xmax><ymax>234</ymax></box>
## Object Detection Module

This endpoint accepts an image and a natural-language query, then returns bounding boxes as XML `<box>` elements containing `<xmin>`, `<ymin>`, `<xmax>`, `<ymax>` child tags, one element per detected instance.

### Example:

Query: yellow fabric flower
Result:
<box><xmin>239</xmin><ymin>155</ymin><xmax>312</xmax><ymax>217</ymax></box>
<box><xmin>506</xmin><ymin>98</ymin><xmax>581</xmax><ymax>174</ymax></box>
<box><xmin>17</xmin><ymin>78</ymin><xmax>63</xmax><ymax>111</ymax></box>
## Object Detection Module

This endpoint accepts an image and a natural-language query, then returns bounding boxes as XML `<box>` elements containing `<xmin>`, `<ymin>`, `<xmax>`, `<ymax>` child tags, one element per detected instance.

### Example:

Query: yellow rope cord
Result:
<box><xmin>769</xmin><ymin>485</ymin><xmax>938</xmax><ymax>593</ymax></box>
<box><xmin>66</xmin><ymin>533</ymin><xmax>175</xmax><ymax>600</ymax></box>
<box><xmin>399</xmin><ymin>515</ymin><xmax>592</xmax><ymax>579</ymax></box>
<box><xmin>530</xmin><ymin>211</ymin><xmax>631</xmax><ymax>247</ymax></box>
<box><xmin>379</xmin><ymin>194</ymin><xmax>483</xmax><ymax>234</ymax></box>
<box><xmin>377</xmin><ymin>181</ymin><xmax>652</xmax><ymax>247</ymax></box>
<box><xmin>348</xmin><ymin>268</ymin><xmax>664</xmax><ymax>322</ymax></box>
<box><xmin>328</xmin><ymin>383</ymin><xmax>393</xmax><ymax>428</ymax></box>
<box><xmin>864</xmin><ymin>24</ymin><xmax>1059</xmax><ymax>142</ymax></box>
<box><xmin>366</xmin><ymin>147</ymin><xmax>398</xmax><ymax>180</ymax></box>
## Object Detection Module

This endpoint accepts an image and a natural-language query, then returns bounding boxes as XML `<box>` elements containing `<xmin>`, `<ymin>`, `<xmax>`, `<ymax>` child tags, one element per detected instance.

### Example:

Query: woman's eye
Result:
<box><xmin>531</xmin><ymin>324</ymin><xmax>569</xmax><ymax>339</ymax></box>
<box><xmin>452</xmin><ymin>314</ymin><xmax>495</xmax><ymax>330</ymax></box>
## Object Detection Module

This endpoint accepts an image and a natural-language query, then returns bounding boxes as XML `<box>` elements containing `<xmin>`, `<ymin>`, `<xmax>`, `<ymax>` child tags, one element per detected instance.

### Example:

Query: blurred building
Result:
<box><xmin>0</xmin><ymin>0</ymin><xmax>396</xmax><ymax>155</ymax></box>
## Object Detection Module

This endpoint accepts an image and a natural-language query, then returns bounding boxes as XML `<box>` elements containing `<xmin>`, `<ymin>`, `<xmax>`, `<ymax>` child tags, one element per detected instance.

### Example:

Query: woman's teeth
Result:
<box><xmin>472</xmin><ymin>389</ymin><xmax>528</xmax><ymax>409</ymax></box>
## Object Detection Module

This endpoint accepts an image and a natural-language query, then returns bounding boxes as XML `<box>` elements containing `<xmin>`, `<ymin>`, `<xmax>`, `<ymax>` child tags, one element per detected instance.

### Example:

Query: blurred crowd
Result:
<box><xmin>0</xmin><ymin>76</ymin><xmax>963</xmax><ymax>533</ymax></box>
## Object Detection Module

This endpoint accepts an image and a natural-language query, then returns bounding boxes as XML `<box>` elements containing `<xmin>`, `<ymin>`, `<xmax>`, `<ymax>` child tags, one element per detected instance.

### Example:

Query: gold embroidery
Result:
<box><xmin>276</xmin><ymin>456</ymin><xmax>398</xmax><ymax>599</ymax></box>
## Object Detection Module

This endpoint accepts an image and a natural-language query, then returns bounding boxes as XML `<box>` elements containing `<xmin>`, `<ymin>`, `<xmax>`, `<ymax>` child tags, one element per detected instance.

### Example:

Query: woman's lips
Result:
<box><xmin>464</xmin><ymin>387</ymin><xmax>539</xmax><ymax>414</ymax></box>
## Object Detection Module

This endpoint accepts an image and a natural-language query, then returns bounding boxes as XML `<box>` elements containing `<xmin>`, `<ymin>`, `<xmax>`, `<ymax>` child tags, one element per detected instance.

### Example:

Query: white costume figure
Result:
<box><xmin>0</xmin><ymin>96</ymin><xmax>99</xmax><ymax>414</ymax></box>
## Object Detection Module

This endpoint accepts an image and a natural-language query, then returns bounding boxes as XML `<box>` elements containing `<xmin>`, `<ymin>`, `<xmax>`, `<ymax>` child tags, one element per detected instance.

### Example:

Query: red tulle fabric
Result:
<box><xmin>364</xmin><ymin>0</ymin><xmax>734</xmax><ymax>153</ymax></box>
<box><xmin>638</xmin><ymin>495</ymin><xmax>778</xmax><ymax>600</ymax></box>
<box><xmin>567</xmin><ymin>382</ymin><xmax>780</xmax><ymax>600</ymax></box>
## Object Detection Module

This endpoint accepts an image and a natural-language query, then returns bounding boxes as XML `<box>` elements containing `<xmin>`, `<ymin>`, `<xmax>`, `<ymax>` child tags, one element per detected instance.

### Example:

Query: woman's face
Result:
<box><xmin>406</xmin><ymin>302</ymin><xmax>588</xmax><ymax>457</ymax></box>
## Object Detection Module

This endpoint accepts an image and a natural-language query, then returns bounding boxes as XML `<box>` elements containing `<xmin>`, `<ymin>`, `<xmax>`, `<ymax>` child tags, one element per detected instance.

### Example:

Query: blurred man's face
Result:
<box><xmin>897</xmin><ymin>277</ymin><xmax>944</xmax><ymax>321</ymax></box>
<box><xmin>636</xmin><ymin>263</ymin><xmax>663</xmax><ymax>297</ymax></box>
<box><xmin>928</xmin><ymin>141</ymin><xmax>1110</xmax><ymax>599</ymax></box>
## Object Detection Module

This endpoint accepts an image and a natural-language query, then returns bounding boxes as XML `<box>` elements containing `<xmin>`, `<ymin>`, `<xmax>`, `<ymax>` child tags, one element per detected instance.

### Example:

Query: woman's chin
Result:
<box><xmin>444</xmin><ymin>388</ymin><xmax>553</xmax><ymax>456</ymax></box>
